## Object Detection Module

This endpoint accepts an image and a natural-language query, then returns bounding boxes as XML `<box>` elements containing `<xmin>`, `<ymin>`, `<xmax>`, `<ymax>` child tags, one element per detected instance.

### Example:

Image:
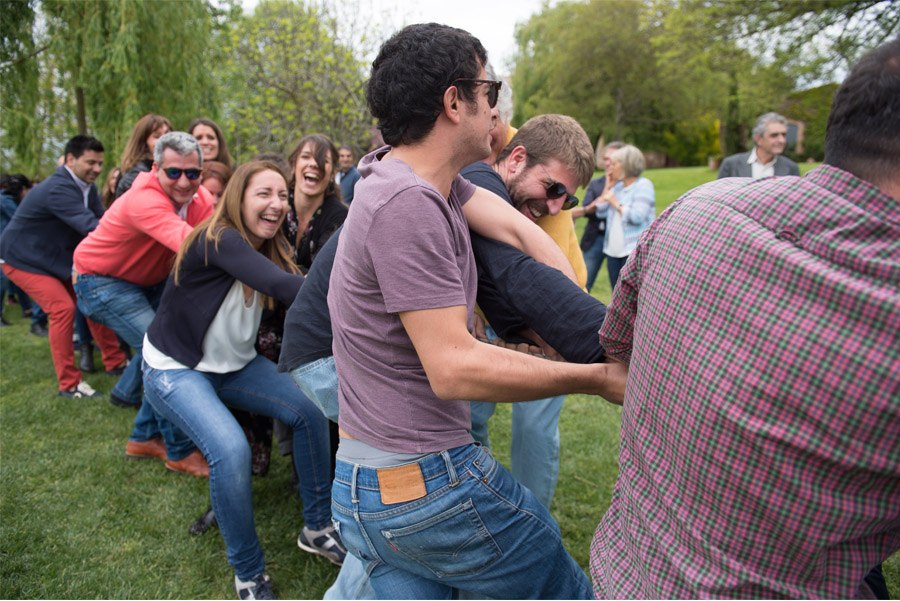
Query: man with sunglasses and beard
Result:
<box><xmin>464</xmin><ymin>113</ymin><xmax>596</xmax><ymax>510</ymax></box>
<box><xmin>74</xmin><ymin>131</ymin><xmax>213</xmax><ymax>477</ymax></box>
<box><xmin>328</xmin><ymin>23</ymin><xmax>625</xmax><ymax>599</ymax></box>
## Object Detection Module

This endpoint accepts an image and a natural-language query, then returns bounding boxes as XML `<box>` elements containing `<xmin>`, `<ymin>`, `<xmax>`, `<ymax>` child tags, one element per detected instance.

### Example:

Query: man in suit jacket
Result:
<box><xmin>718</xmin><ymin>112</ymin><xmax>800</xmax><ymax>179</ymax></box>
<box><xmin>335</xmin><ymin>146</ymin><xmax>361</xmax><ymax>204</ymax></box>
<box><xmin>0</xmin><ymin>135</ymin><xmax>127</xmax><ymax>398</ymax></box>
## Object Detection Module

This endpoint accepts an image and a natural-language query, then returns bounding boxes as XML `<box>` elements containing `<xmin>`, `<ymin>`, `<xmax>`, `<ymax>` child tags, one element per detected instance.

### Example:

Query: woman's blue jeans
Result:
<box><xmin>143</xmin><ymin>355</ymin><xmax>333</xmax><ymax>579</ymax></box>
<box><xmin>332</xmin><ymin>444</ymin><xmax>592</xmax><ymax>599</ymax></box>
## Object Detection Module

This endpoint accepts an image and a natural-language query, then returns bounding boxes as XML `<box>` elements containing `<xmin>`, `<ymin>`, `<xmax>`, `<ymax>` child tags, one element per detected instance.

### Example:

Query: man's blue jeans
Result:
<box><xmin>289</xmin><ymin>356</ymin><xmax>340</xmax><ymax>423</ymax></box>
<box><xmin>143</xmin><ymin>355</ymin><xmax>333</xmax><ymax>580</ymax></box>
<box><xmin>289</xmin><ymin>356</ymin><xmax>377</xmax><ymax>600</ymax></box>
<box><xmin>470</xmin><ymin>325</ymin><xmax>564</xmax><ymax>509</ymax></box>
<box><xmin>470</xmin><ymin>395</ymin><xmax>564</xmax><ymax>509</ymax></box>
<box><xmin>332</xmin><ymin>443</ymin><xmax>592</xmax><ymax>599</ymax></box>
<box><xmin>74</xmin><ymin>274</ymin><xmax>194</xmax><ymax>459</ymax></box>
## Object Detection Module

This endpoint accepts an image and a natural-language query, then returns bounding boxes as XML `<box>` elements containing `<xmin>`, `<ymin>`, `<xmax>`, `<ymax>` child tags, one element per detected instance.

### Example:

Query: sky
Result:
<box><xmin>241</xmin><ymin>0</ymin><xmax>550</xmax><ymax>75</ymax></box>
<box><xmin>365</xmin><ymin>0</ymin><xmax>549</xmax><ymax>73</ymax></box>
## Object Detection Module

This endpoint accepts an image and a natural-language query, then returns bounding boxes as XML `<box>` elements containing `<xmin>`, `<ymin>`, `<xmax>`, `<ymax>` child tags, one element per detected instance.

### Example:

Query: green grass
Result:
<box><xmin>2</xmin><ymin>163</ymin><xmax>896</xmax><ymax>598</ymax></box>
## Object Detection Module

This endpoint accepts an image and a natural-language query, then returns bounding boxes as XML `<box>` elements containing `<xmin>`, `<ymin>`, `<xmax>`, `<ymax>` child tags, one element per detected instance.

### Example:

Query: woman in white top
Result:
<box><xmin>595</xmin><ymin>144</ymin><xmax>655</xmax><ymax>290</ymax></box>
<box><xmin>141</xmin><ymin>161</ymin><xmax>343</xmax><ymax>600</ymax></box>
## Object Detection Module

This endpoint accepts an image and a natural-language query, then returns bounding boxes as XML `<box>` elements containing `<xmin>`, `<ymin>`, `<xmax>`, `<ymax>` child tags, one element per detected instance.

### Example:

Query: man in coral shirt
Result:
<box><xmin>74</xmin><ymin>132</ymin><xmax>214</xmax><ymax>477</ymax></box>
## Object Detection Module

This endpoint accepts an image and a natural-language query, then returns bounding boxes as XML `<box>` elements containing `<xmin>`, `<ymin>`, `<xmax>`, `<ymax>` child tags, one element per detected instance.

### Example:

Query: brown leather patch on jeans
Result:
<box><xmin>377</xmin><ymin>463</ymin><xmax>427</xmax><ymax>505</ymax></box>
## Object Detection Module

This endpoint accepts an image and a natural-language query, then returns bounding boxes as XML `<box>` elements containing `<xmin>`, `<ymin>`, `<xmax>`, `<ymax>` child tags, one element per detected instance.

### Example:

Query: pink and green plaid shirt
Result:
<box><xmin>591</xmin><ymin>166</ymin><xmax>899</xmax><ymax>598</ymax></box>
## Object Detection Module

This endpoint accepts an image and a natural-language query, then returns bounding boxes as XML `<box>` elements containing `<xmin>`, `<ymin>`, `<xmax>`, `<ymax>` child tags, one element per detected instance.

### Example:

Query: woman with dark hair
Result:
<box><xmin>189</xmin><ymin>118</ymin><xmax>233</xmax><ymax>168</ymax></box>
<box><xmin>286</xmin><ymin>134</ymin><xmax>347</xmax><ymax>272</ymax></box>
<box><xmin>102</xmin><ymin>167</ymin><xmax>121</xmax><ymax>208</ymax></box>
<box><xmin>200</xmin><ymin>160</ymin><xmax>232</xmax><ymax>205</ymax></box>
<box><xmin>142</xmin><ymin>160</ymin><xmax>343</xmax><ymax>599</ymax></box>
<box><xmin>116</xmin><ymin>114</ymin><xmax>172</xmax><ymax>198</ymax></box>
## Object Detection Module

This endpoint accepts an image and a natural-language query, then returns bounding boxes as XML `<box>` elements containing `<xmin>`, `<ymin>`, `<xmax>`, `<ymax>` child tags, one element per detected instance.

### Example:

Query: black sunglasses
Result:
<box><xmin>162</xmin><ymin>167</ymin><xmax>202</xmax><ymax>181</ymax></box>
<box><xmin>452</xmin><ymin>79</ymin><xmax>502</xmax><ymax>108</ymax></box>
<box><xmin>540</xmin><ymin>166</ymin><xmax>579</xmax><ymax>210</ymax></box>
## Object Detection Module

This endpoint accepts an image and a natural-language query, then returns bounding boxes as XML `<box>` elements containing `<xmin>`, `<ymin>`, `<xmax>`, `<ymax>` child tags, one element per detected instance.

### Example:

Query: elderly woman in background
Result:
<box><xmin>596</xmin><ymin>144</ymin><xmax>655</xmax><ymax>290</ymax></box>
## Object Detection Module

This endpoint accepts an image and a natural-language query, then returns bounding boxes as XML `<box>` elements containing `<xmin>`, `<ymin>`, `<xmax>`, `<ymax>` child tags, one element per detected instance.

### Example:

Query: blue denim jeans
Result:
<box><xmin>332</xmin><ymin>444</ymin><xmax>592</xmax><ymax>599</ymax></box>
<box><xmin>289</xmin><ymin>356</ymin><xmax>339</xmax><ymax>423</ymax></box>
<box><xmin>143</xmin><ymin>355</ymin><xmax>333</xmax><ymax>580</ymax></box>
<box><xmin>75</xmin><ymin>274</ymin><xmax>194</xmax><ymax>459</ymax></box>
<box><xmin>469</xmin><ymin>395</ymin><xmax>564</xmax><ymax>509</ymax></box>
<box><xmin>582</xmin><ymin>234</ymin><xmax>606</xmax><ymax>292</ymax></box>
<box><xmin>469</xmin><ymin>326</ymin><xmax>564</xmax><ymax>509</ymax></box>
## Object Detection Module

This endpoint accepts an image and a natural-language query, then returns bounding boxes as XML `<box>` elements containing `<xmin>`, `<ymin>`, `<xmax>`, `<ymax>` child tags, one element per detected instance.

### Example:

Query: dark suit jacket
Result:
<box><xmin>0</xmin><ymin>166</ymin><xmax>102</xmax><ymax>280</ymax></box>
<box><xmin>718</xmin><ymin>151</ymin><xmax>800</xmax><ymax>179</ymax></box>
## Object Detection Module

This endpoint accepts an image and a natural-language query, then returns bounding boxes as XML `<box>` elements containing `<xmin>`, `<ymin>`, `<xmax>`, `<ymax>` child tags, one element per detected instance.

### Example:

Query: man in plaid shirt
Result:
<box><xmin>591</xmin><ymin>38</ymin><xmax>899</xmax><ymax>598</ymax></box>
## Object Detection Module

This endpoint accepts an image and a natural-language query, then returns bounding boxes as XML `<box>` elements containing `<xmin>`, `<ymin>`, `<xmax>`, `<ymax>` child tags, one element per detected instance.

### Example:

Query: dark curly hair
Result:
<box><xmin>825</xmin><ymin>36</ymin><xmax>900</xmax><ymax>189</ymax></box>
<box><xmin>366</xmin><ymin>23</ymin><xmax>488</xmax><ymax>146</ymax></box>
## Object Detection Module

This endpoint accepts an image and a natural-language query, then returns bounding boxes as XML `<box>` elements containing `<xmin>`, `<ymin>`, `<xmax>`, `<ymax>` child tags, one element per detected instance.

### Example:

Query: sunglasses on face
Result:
<box><xmin>162</xmin><ymin>167</ymin><xmax>202</xmax><ymax>181</ymax></box>
<box><xmin>452</xmin><ymin>79</ymin><xmax>503</xmax><ymax>108</ymax></box>
<box><xmin>544</xmin><ymin>181</ymin><xmax>579</xmax><ymax>211</ymax></box>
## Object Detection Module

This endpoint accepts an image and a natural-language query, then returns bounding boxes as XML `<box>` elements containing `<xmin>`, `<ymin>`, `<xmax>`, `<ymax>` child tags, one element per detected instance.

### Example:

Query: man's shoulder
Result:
<box><xmin>460</xmin><ymin>161</ymin><xmax>509</xmax><ymax>202</ymax></box>
<box><xmin>722</xmin><ymin>151</ymin><xmax>750</xmax><ymax>165</ymax></box>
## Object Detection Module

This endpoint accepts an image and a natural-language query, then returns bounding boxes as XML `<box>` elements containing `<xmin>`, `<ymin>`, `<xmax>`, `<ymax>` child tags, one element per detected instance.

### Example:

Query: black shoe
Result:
<box><xmin>189</xmin><ymin>507</ymin><xmax>218</xmax><ymax>535</ymax></box>
<box><xmin>79</xmin><ymin>343</ymin><xmax>95</xmax><ymax>373</ymax></box>
<box><xmin>30</xmin><ymin>322</ymin><xmax>48</xmax><ymax>337</ymax></box>
<box><xmin>109</xmin><ymin>392</ymin><xmax>140</xmax><ymax>409</ymax></box>
<box><xmin>105</xmin><ymin>360</ymin><xmax>129</xmax><ymax>376</ymax></box>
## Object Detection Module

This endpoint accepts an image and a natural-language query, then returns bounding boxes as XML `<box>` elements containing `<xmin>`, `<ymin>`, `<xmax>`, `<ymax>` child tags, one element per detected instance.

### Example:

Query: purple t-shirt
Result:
<box><xmin>328</xmin><ymin>148</ymin><xmax>478</xmax><ymax>453</ymax></box>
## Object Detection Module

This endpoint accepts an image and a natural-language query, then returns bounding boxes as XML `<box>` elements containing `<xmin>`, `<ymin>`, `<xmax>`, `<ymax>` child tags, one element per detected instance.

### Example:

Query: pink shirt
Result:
<box><xmin>74</xmin><ymin>170</ymin><xmax>214</xmax><ymax>286</ymax></box>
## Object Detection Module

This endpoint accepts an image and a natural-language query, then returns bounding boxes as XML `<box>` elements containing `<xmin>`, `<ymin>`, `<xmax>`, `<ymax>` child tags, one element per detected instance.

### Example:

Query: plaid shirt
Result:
<box><xmin>591</xmin><ymin>166</ymin><xmax>900</xmax><ymax>599</ymax></box>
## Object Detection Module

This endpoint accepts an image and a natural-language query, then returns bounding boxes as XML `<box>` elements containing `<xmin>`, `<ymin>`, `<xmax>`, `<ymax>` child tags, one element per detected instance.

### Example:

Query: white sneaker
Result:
<box><xmin>58</xmin><ymin>381</ymin><xmax>101</xmax><ymax>398</ymax></box>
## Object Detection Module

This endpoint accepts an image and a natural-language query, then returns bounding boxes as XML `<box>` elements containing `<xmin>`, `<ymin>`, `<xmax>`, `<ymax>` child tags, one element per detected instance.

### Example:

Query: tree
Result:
<box><xmin>217</xmin><ymin>0</ymin><xmax>371</xmax><ymax>162</ymax></box>
<box><xmin>1</xmin><ymin>0</ymin><xmax>218</xmax><ymax>177</ymax></box>
<box><xmin>0</xmin><ymin>0</ymin><xmax>42</xmax><ymax>173</ymax></box>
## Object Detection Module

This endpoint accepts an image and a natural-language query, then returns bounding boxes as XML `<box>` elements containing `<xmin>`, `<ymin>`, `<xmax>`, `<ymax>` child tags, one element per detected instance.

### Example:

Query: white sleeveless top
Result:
<box><xmin>143</xmin><ymin>280</ymin><xmax>262</xmax><ymax>373</ymax></box>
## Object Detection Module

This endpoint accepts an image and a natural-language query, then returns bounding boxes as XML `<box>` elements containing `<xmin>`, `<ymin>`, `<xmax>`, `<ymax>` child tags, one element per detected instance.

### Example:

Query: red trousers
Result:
<box><xmin>2</xmin><ymin>264</ymin><xmax>126</xmax><ymax>391</ymax></box>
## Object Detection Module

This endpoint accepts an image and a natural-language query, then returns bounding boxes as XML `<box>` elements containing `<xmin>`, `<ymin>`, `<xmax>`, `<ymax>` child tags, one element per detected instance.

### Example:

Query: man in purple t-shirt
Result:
<box><xmin>327</xmin><ymin>23</ymin><xmax>626</xmax><ymax>599</ymax></box>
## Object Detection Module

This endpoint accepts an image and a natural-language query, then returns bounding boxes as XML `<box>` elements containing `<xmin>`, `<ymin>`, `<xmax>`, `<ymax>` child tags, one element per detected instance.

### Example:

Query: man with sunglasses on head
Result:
<box><xmin>74</xmin><ymin>131</ymin><xmax>213</xmax><ymax>477</ymax></box>
<box><xmin>463</xmin><ymin>113</ymin><xmax>595</xmax><ymax>510</ymax></box>
<box><xmin>328</xmin><ymin>22</ymin><xmax>625</xmax><ymax>600</ymax></box>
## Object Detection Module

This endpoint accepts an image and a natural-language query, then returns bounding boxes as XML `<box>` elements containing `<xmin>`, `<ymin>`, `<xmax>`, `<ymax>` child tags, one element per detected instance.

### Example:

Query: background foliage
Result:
<box><xmin>0</xmin><ymin>0</ymin><xmax>897</xmax><ymax>173</ymax></box>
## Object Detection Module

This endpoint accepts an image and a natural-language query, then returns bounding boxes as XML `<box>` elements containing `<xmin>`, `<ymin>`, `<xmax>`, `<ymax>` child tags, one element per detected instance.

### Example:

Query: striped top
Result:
<box><xmin>591</xmin><ymin>165</ymin><xmax>900</xmax><ymax>598</ymax></box>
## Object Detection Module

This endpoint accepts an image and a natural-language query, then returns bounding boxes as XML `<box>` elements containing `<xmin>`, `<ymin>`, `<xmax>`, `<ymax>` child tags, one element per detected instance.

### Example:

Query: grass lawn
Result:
<box><xmin>2</xmin><ymin>164</ymin><xmax>896</xmax><ymax>598</ymax></box>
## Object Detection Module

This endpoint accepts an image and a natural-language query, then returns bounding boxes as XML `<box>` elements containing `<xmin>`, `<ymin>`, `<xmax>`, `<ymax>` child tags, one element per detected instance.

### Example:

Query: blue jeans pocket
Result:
<box><xmin>380</xmin><ymin>499</ymin><xmax>501</xmax><ymax>578</ymax></box>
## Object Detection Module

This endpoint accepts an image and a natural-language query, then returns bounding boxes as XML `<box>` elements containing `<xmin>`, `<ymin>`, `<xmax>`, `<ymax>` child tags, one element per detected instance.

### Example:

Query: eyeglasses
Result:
<box><xmin>162</xmin><ymin>167</ymin><xmax>202</xmax><ymax>181</ymax></box>
<box><xmin>540</xmin><ymin>167</ymin><xmax>579</xmax><ymax>210</ymax></box>
<box><xmin>452</xmin><ymin>79</ymin><xmax>502</xmax><ymax>108</ymax></box>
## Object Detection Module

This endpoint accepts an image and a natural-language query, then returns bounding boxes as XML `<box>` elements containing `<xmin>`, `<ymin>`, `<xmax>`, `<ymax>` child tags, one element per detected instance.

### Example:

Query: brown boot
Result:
<box><xmin>165</xmin><ymin>450</ymin><xmax>209</xmax><ymax>478</ymax></box>
<box><xmin>125</xmin><ymin>437</ymin><xmax>166</xmax><ymax>461</ymax></box>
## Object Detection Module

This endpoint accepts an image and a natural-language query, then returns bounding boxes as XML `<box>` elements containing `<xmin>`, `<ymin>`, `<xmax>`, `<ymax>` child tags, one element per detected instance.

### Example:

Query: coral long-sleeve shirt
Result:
<box><xmin>74</xmin><ymin>170</ymin><xmax>214</xmax><ymax>286</ymax></box>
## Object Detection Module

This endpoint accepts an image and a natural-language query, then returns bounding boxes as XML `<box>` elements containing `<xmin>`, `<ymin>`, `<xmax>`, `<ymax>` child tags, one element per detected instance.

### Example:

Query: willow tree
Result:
<box><xmin>0</xmin><ymin>0</ymin><xmax>42</xmax><ymax>173</ymax></box>
<box><xmin>218</xmin><ymin>0</ymin><xmax>370</xmax><ymax>162</ymax></box>
<box><xmin>1</xmin><ymin>0</ymin><xmax>218</xmax><ymax>176</ymax></box>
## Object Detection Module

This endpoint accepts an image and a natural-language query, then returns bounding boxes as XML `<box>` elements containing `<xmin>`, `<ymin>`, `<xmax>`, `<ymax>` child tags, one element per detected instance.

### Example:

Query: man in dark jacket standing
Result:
<box><xmin>0</xmin><ymin>135</ymin><xmax>127</xmax><ymax>397</ymax></box>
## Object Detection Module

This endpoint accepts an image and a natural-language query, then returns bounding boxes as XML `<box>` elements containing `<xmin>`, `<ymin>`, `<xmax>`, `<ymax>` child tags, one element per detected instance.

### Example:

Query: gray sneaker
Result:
<box><xmin>234</xmin><ymin>573</ymin><xmax>275</xmax><ymax>600</ymax></box>
<box><xmin>297</xmin><ymin>525</ymin><xmax>346</xmax><ymax>565</ymax></box>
